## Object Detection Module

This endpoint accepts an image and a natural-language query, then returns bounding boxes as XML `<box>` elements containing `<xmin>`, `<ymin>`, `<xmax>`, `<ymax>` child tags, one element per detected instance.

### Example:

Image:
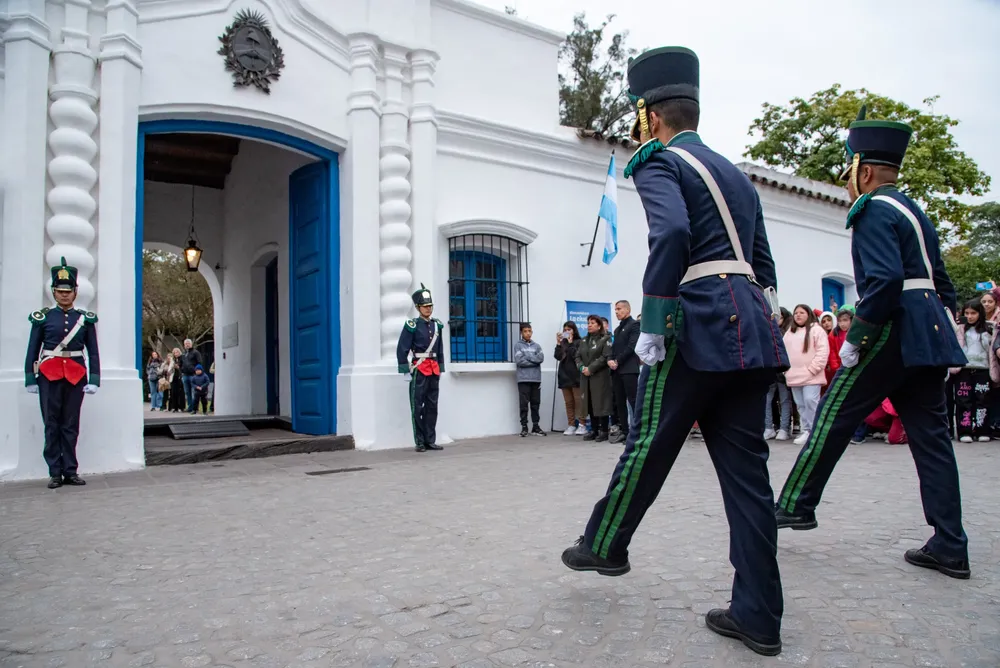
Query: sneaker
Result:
<box><xmin>763</xmin><ymin>428</ymin><xmax>777</xmax><ymax>440</ymax></box>
<box><xmin>563</xmin><ymin>426</ymin><xmax>577</xmax><ymax>435</ymax></box>
<box><xmin>850</xmin><ymin>437</ymin><xmax>866</xmax><ymax>445</ymax></box>
<box><xmin>560</xmin><ymin>536</ymin><xmax>630</xmax><ymax>576</ymax></box>
<box><xmin>793</xmin><ymin>430</ymin><xmax>810</xmax><ymax>446</ymax></box>
<box><xmin>575</xmin><ymin>425</ymin><xmax>588</xmax><ymax>436</ymax></box>
<box><xmin>705</xmin><ymin>608</ymin><xmax>781</xmax><ymax>656</ymax></box>
<box><xmin>903</xmin><ymin>545</ymin><xmax>970</xmax><ymax>580</ymax></box>
<box><xmin>520</xmin><ymin>427</ymin><xmax>528</xmax><ymax>438</ymax></box>
<box><xmin>609</xmin><ymin>425</ymin><xmax>621</xmax><ymax>437</ymax></box>
<box><xmin>959</xmin><ymin>436</ymin><xmax>973</xmax><ymax>443</ymax></box>
<box><xmin>977</xmin><ymin>436</ymin><xmax>991</xmax><ymax>442</ymax></box>
<box><xmin>775</xmin><ymin>429</ymin><xmax>790</xmax><ymax>441</ymax></box>
<box><xmin>531</xmin><ymin>425</ymin><xmax>547</xmax><ymax>437</ymax></box>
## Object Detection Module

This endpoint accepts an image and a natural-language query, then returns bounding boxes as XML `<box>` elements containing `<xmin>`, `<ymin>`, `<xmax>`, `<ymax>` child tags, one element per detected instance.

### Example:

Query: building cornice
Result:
<box><xmin>438</xmin><ymin>219</ymin><xmax>538</xmax><ymax>245</ymax></box>
<box><xmin>737</xmin><ymin>162</ymin><xmax>851</xmax><ymax>208</ymax></box>
<box><xmin>432</xmin><ymin>0</ymin><xmax>564</xmax><ymax>46</ymax></box>
<box><xmin>437</xmin><ymin>110</ymin><xmax>635</xmax><ymax>189</ymax></box>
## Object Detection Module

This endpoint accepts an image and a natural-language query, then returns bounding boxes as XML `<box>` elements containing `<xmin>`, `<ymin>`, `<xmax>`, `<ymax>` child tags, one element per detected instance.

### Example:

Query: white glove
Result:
<box><xmin>83</xmin><ymin>384</ymin><xmax>98</xmax><ymax>395</ymax></box>
<box><xmin>839</xmin><ymin>341</ymin><xmax>860</xmax><ymax>368</ymax></box>
<box><xmin>26</xmin><ymin>385</ymin><xmax>39</xmax><ymax>394</ymax></box>
<box><xmin>636</xmin><ymin>332</ymin><xmax>666</xmax><ymax>366</ymax></box>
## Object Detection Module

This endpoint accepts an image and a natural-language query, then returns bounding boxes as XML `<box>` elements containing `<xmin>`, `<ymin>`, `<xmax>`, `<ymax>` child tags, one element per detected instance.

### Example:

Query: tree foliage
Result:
<box><xmin>558</xmin><ymin>13</ymin><xmax>636</xmax><ymax>141</ymax></box>
<box><xmin>967</xmin><ymin>201</ymin><xmax>1000</xmax><ymax>258</ymax></box>
<box><xmin>943</xmin><ymin>244</ymin><xmax>1000</xmax><ymax>305</ymax></box>
<box><xmin>142</xmin><ymin>249</ymin><xmax>214</xmax><ymax>354</ymax></box>
<box><xmin>744</xmin><ymin>85</ymin><xmax>991</xmax><ymax>239</ymax></box>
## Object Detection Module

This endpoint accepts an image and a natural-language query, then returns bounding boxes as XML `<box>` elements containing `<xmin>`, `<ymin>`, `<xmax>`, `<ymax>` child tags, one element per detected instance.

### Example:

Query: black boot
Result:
<box><xmin>705</xmin><ymin>608</ymin><xmax>781</xmax><ymax>656</ymax></box>
<box><xmin>531</xmin><ymin>425</ymin><xmax>546</xmax><ymax>436</ymax></box>
<box><xmin>775</xmin><ymin>506</ymin><xmax>817</xmax><ymax>530</ymax></box>
<box><xmin>62</xmin><ymin>475</ymin><xmax>86</xmax><ymax>486</ymax></box>
<box><xmin>47</xmin><ymin>477</ymin><xmax>62</xmax><ymax>489</ymax></box>
<box><xmin>904</xmin><ymin>545</ymin><xmax>970</xmax><ymax>580</ymax></box>
<box><xmin>560</xmin><ymin>536</ymin><xmax>630</xmax><ymax>576</ymax></box>
<box><xmin>425</xmin><ymin>443</ymin><xmax>443</xmax><ymax>450</ymax></box>
<box><xmin>415</xmin><ymin>444</ymin><xmax>427</xmax><ymax>452</ymax></box>
<box><xmin>520</xmin><ymin>427</ymin><xmax>529</xmax><ymax>437</ymax></box>
<box><xmin>583</xmin><ymin>431</ymin><xmax>597</xmax><ymax>441</ymax></box>
<box><xmin>595</xmin><ymin>431</ymin><xmax>609</xmax><ymax>442</ymax></box>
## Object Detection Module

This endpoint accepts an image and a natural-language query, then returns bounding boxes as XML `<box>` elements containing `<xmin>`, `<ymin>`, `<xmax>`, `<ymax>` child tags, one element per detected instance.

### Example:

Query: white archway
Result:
<box><xmin>142</xmin><ymin>242</ymin><xmax>224</xmax><ymax>389</ymax></box>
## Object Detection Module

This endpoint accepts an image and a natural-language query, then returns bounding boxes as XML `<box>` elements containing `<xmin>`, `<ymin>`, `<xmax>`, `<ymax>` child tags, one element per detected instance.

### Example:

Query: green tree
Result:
<box><xmin>943</xmin><ymin>245</ymin><xmax>1000</xmax><ymax>305</ymax></box>
<box><xmin>744</xmin><ymin>85</ymin><xmax>991</xmax><ymax>239</ymax></box>
<box><xmin>558</xmin><ymin>13</ymin><xmax>636</xmax><ymax>141</ymax></box>
<box><xmin>142</xmin><ymin>249</ymin><xmax>214</xmax><ymax>354</ymax></box>
<box><xmin>967</xmin><ymin>201</ymin><xmax>1000</xmax><ymax>258</ymax></box>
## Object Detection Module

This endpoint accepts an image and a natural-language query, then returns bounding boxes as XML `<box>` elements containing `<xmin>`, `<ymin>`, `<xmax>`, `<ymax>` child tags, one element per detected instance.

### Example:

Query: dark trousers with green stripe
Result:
<box><xmin>410</xmin><ymin>372</ymin><xmax>440</xmax><ymax>446</ymax></box>
<box><xmin>777</xmin><ymin>324</ymin><xmax>968</xmax><ymax>561</ymax></box>
<box><xmin>584</xmin><ymin>345</ymin><xmax>783</xmax><ymax>641</ymax></box>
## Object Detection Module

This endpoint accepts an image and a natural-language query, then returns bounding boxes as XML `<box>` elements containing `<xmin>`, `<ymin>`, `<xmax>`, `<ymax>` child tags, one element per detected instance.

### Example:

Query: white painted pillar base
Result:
<box><xmin>337</xmin><ymin>365</ymin><xmax>452</xmax><ymax>450</ymax></box>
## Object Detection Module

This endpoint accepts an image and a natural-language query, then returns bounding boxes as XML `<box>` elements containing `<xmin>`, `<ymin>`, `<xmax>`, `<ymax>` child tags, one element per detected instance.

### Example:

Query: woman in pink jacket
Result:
<box><xmin>782</xmin><ymin>305</ymin><xmax>830</xmax><ymax>446</ymax></box>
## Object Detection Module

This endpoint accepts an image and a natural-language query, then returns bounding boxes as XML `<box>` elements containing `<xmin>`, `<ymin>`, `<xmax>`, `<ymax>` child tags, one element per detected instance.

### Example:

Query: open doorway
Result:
<box><xmin>136</xmin><ymin>121</ymin><xmax>341</xmax><ymax>434</ymax></box>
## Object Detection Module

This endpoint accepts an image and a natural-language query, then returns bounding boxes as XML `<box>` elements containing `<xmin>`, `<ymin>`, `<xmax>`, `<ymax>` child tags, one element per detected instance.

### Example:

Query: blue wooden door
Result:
<box><xmin>264</xmin><ymin>257</ymin><xmax>280</xmax><ymax>416</ymax></box>
<box><xmin>289</xmin><ymin>161</ymin><xmax>333</xmax><ymax>434</ymax></box>
<box><xmin>821</xmin><ymin>278</ymin><xmax>845</xmax><ymax>313</ymax></box>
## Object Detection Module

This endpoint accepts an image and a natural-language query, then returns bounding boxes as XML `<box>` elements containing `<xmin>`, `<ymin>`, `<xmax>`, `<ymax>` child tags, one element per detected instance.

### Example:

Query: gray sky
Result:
<box><xmin>479</xmin><ymin>0</ymin><xmax>1000</xmax><ymax>203</ymax></box>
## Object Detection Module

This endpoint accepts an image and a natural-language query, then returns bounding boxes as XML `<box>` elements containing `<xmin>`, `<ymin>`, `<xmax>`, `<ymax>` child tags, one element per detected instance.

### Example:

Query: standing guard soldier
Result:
<box><xmin>775</xmin><ymin>107</ymin><xmax>971</xmax><ymax>579</ymax></box>
<box><xmin>397</xmin><ymin>284</ymin><xmax>445</xmax><ymax>452</ymax></box>
<box><xmin>560</xmin><ymin>47</ymin><xmax>789</xmax><ymax>656</ymax></box>
<box><xmin>25</xmin><ymin>257</ymin><xmax>100</xmax><ymax>489</ymax></box>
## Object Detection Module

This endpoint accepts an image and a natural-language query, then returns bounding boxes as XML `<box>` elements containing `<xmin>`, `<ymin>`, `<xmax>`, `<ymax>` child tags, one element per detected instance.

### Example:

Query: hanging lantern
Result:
<box><xmin>183</xmin><ymin>185</ymin><xmax>202</xmax><ymax>272</ymax></box>
<box><xmin>184</xmin><ymin>237</ymin><xmax>203</xmax><ymax>272</ymax></box>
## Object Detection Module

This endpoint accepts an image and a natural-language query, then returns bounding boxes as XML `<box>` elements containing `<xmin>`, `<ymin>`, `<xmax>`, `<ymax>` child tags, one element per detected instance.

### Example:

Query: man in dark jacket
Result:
<box><xmin>609</xmin><ymin>300</ymin><xmax>640</xmax><ymax>443</ymax></box>
<box><xmin>561</xmin><ymin>47</ymin><xmax>789</xmax><ymax>657</ymax></box>
<box><xmin>180</xmin><ymin>339</ymin><xmax>203</xmax><ymax>413</ymax></box>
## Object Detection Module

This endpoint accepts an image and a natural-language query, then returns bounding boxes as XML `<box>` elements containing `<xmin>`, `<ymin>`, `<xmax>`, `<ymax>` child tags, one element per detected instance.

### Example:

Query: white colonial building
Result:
<box><xmin>0</xmin><ymin>0</ymin><xmax>856</xmax><ymax>480</ymax></box>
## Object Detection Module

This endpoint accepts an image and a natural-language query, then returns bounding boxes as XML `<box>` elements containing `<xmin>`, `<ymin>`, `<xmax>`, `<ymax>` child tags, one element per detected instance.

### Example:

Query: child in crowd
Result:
<box><xmin>764</xmin><ymin>307</ymin><xmax>793</xmax><ymax>441</ymax></box>
<box><xmin>514</xmin><ymin>322</ymin><xmax>546</xmax><ymax>437</ymax></box>
<box><xmin>952</xmin><ymin>299</ymin><xmax>993</xmax><ymax>442</ymax></box>
<box><xmin>191</xmin><ymin>364</ymin><xmax>211</xmax><ymax>414</ymax></box>
<box><xmin>783</xmin><ymin>305</ymin><xmax>829</xmax><ymax>446</ymax></box>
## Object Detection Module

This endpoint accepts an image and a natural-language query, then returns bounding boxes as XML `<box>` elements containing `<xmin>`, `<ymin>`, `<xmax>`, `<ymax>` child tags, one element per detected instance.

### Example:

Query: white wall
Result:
<box><xmin>431</xmin><ymin>1</ymin><xmax>562</xmax><ymax>133</ymax></box>
<box><xmin>216</xmin><ymin>138</ymin><xmax>313</xmax><ymax>417</ymax></box>
<box><xmin>137</xmin><ymin>0</ymin><xmax>350</xmax><ymax>145</ymax></box>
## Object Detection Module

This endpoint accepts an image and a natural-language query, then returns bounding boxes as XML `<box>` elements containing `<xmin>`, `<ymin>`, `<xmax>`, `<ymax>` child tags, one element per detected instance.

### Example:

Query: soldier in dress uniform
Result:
<box><xmin>774</xmin><ymin>107</ymin><xmax>971</xmax><ymax>579</ymax></box>
<box><xmin>397</xmin><ymin>284</ymin><xmax>445</xmax><ymax>452</ymax></box>
<box><xmin>25</xmin><ymin>257</ymin><xmax>101</xmax><ymax>489</ymax></box>
<box><xmin>560</xmin><ymin>47</ymin><xmax>789</xmax><ymax>656</ymax></box>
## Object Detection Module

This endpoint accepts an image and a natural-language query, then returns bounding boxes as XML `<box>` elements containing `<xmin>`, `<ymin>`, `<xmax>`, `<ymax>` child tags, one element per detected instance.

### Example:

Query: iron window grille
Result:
<box><xmin>448</xmin><ymin>234</ymin><xmax>530</xmax><ymax>363</ymax></box>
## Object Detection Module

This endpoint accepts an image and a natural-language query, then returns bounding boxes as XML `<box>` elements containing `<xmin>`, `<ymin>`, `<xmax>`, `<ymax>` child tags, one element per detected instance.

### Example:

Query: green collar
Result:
<box><xmin>845</xmin><ymin>184</ymin><xmax>898</xmax><ymax>229</ymax></box>
<box><xmin>667</xmin><ymin>130</ymin><xmax>701</xmax><ymax>147</ymax></box>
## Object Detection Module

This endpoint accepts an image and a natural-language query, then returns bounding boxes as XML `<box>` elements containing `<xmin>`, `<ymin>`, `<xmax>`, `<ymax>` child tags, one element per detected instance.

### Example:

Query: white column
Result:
<box><xmin>0</xmin><ymin>0</ymin><xmax>53</xmax><ymax>480</ymax></box>
<box><xmin>407</xmin><ymin>48</ymin><xmax>439</xmax><ymax>302</ymax></box>
<box><xmin>341</xmin><ymin>33</ymin><xmax>382</xmax><ymax>368</ymax></box>
<box><xmin>95</xmin><ymin>0</ymin><xmax>142</xmax><ymax>373</ymax></box>
<box><xmin>45</xmin><ymin>0</ymin><xmax>98</xmax><ymax>308</ymax></box>
<box><xmin>377</xmin><ymin>45</ymin><xmax>413</xmax><ymax>359</ymax></box>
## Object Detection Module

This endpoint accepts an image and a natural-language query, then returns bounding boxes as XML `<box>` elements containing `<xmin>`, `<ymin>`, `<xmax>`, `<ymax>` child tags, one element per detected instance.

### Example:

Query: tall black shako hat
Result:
<box><xmin>50</xmin><ymin>256</ymin><xmax>78</xmax><ymax>291</ymax></box>
<box><xmin>626</xmin><ymin>46</ymin><xmax>699</xmax><ymax>143</ymax></box>
<box><xmin>842</xmin><ymin>104</ymin><xmax>913</xmax><ymax>194</ymax></box>
<box><xmin>412</xmin><ymin>283</ymin><xmax>433</xmax><ymax>307</ymax></box>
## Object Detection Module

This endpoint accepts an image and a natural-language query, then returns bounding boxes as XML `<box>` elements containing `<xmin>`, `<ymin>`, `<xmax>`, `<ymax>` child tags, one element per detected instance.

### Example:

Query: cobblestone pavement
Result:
<box><xmin>0</xmin><ymin>436</ymin><xmax>997</xmax><ymax>668</ymax></box>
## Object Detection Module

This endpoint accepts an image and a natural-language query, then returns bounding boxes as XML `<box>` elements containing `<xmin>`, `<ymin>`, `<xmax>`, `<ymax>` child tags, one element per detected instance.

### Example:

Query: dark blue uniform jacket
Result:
<box><xmin>25</xmin><ymin>307</ymin><xmax>101</xmax><ymax>386</ymax></box>
<box><xmin>846</xmin><ymin>186</ymin><xmax>967</xmax><ymax>368</ymax></box>
<box><xmin>627</xmin><ymin>131</ymin><xmax>789</xmax><ymax>373</ymax></box>
<box><xmin>396</xmin><ymin>317</ymin><xmax>446</xmax><ymax>373</ymax></box>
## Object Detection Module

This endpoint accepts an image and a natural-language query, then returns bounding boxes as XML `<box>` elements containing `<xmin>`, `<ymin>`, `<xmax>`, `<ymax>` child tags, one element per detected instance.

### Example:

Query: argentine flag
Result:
<box><xmin>600</xmin><ymin>153</ymin><xmax>619</xmax><ymax>264</ymax></box>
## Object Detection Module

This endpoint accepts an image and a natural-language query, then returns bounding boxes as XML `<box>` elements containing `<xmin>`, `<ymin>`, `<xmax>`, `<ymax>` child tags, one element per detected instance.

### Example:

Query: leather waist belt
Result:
<box><xmin>681</xmin><ymin>260</ymin><xmax>755</xmax><ymax>285</ymax></box>
<box><xmin>902</xmin><ymin>278</ymin><xmax>935</xmax><ymax>291</ymax></box>
<box><xmin>40</xmin><ymin>350</ymin><xmax>84</xmax><ymax>359</ymax></box>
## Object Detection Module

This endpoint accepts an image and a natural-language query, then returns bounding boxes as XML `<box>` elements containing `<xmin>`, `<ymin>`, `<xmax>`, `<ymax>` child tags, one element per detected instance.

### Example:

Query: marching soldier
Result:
<box><xmin>25</xmin><ymin>257</ymin><xmax>101</xmax><ymax>489</ymax></box>
<box><xmin>775</xmin><ymin>107</ymin><xmax>971</xmax><ymax>579</ymax></box>
<box><xmin>397</xmin><ymin>284</ymin><xmax>445</xmax><ymax>452</ymax></box>
<box><xmin>560</xmin><ymin>47</ymin><xmax>789</xmax><ymax>656</ymax></box>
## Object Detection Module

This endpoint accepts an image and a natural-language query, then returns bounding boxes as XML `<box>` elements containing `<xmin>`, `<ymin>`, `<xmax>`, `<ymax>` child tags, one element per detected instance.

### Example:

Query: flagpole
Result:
<box><xmin>581</xmin><ymin>212</ymin><xmax>602</xmax><ymax>267</ymax></box>
<box><xmin>582</xmin><ymin>150</ymin><xmax>615</xmax><ymax>268</ymax></box>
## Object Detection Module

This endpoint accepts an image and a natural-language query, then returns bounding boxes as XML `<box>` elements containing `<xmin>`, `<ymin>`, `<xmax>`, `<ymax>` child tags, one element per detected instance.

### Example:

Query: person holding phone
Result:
<box><xmin>554</xmin><ymin>321</ymin><xmax>587</xmax><ymax>435</ymax></box>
